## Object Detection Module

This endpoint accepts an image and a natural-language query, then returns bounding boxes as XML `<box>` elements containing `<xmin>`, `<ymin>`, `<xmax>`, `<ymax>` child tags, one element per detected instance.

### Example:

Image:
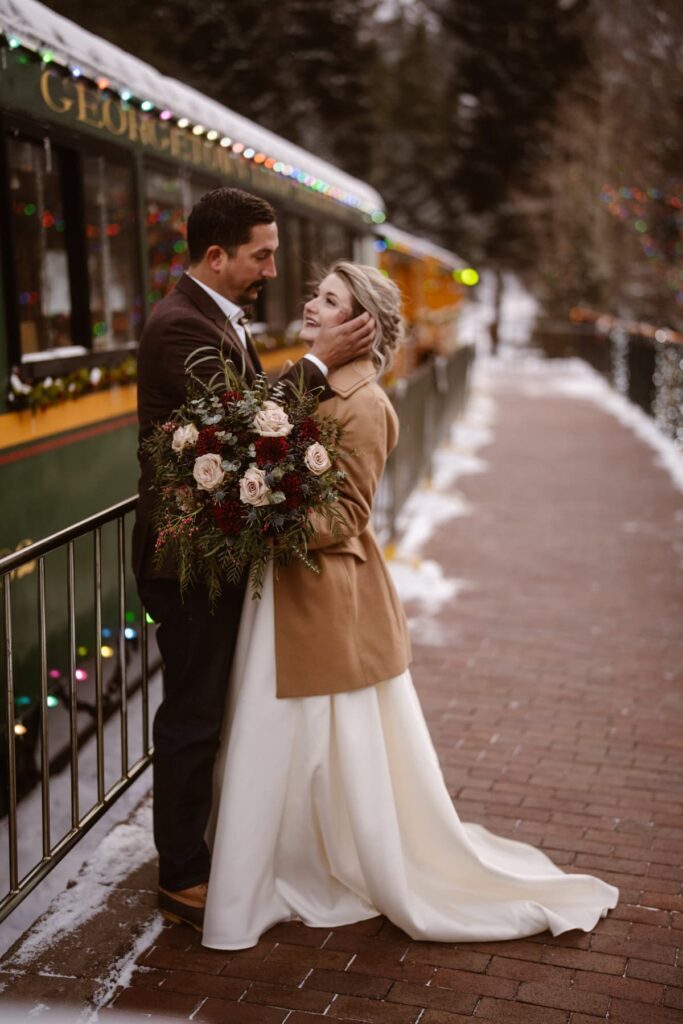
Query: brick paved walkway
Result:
<box><xmin>4</xmin><ymin>359</ymin><xmax>683</xmax><ymax>1022</ymax></box>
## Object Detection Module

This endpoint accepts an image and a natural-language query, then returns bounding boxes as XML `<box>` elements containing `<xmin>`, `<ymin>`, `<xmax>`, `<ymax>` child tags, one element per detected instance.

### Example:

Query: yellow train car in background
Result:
<box><xmin>375</xmin><ymin>224</ymin><xmax>476</xmax><ymax>378</ymax></box>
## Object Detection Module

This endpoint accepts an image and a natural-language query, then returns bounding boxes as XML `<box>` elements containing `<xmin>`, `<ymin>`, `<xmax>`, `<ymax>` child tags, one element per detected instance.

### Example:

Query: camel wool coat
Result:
<box><xmin>274</xmin><ymin>358</ymin><xmax>412</xmax><ymax>698</ymax></box>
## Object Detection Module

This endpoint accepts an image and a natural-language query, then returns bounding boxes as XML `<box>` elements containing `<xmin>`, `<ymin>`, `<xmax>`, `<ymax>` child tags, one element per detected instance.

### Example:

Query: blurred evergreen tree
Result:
<box><xmin>41</xmin><ymin>0</ymin><xmax>683</xmax><ymax>327</ymax></box>
<box><xmin>430</xmin><ymin>0</ymin><xmax>590</xmax><ymax>268</ymax></box>
<box><xmin>45</xmin><ymin>0</ymin><xmax>380</xmax><ymax>180</ymax></box>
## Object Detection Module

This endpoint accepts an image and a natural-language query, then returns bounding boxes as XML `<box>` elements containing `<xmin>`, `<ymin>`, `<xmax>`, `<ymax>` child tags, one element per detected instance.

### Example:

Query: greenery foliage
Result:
<box><xmin>8</xmin><ymin>357</ymin><xmax>137</xmax><ymax>412</ymax></box>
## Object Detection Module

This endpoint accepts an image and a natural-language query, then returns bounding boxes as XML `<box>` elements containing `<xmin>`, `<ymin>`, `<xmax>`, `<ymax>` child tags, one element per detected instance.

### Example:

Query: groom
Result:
<box><xmin>133</xmin><ymin>187</ymin><xmax>375</xmax><ymax>930</ymax></box>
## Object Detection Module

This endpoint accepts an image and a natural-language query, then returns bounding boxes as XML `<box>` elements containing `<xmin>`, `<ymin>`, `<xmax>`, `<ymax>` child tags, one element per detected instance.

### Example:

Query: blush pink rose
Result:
<box><xmin>304</xmin><ymin>442</ymin><xmax>332</xmax><ymax>476</ymax></box>
<box><xmin>192</xmin><ymin>453</ymin><xmax>226</xmax><ymax>492</ymax></box>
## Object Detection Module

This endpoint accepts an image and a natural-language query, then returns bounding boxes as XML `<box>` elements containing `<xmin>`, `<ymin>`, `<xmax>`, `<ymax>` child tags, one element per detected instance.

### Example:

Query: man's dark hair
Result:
<box><xmin>187</xmin><ymin>187</ymin><xmax>276</xmax><ymax>263</ymax></box>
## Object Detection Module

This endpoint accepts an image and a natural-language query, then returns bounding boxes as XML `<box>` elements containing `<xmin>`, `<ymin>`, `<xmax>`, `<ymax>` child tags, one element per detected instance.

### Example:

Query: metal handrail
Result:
<box><xmin>0</xmin><ymin>498</ymin><xmax>137</xmax><ymax>576</ymax></box>
<box><xmin>1</xmin><ymin>497</ymin><xmax>156</xmax><ymax>922</ymax></box>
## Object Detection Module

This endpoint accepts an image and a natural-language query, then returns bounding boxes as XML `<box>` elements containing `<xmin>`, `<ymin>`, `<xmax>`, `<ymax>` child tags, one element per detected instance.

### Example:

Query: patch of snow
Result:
<box><xmin>395</xmin><ymin>490</ymin><xmax>473</xmax><ymax>556</ymax></box>
<box><xmin>387</xmin><ymin>370</ymin><xmax>496</xmax><ymax>624</ymax></box>
<box><xmin>84</xmin><ymin>914</ymin><xmax>164</xmax><ymax>1019</ymax></box>
<box><xmin>506</xmin><ymin>354</ymin><xmax>683</xmax><ymax>491</ymax></box>
<box><xmin>388</xmin><ymin>557</ymin><xmax>468</xmax><ymax>611</ymax></box>
<box><xmin>6</xmin><ymin>800</ymin><xmax>156</xmax><ymax>968</ymax></box>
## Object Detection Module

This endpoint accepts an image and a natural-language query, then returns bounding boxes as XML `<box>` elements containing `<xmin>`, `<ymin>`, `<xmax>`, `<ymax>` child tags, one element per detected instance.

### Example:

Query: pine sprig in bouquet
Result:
<box><xmin>144</xmin><ymin>347</ymin><xmax>347</xmax><ymax>601</ymax></box>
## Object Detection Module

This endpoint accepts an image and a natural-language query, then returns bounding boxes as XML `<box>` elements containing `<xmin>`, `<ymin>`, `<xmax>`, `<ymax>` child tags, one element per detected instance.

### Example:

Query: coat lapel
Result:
<box><xmin>327</xmin><ymin>358</ymin><xmax>377</xmax><ymax>399</ymax></box>
<box><xmin>175</xmin><ymin>273</ymin><xmax>260</xmax><ymax>378</ymax></box>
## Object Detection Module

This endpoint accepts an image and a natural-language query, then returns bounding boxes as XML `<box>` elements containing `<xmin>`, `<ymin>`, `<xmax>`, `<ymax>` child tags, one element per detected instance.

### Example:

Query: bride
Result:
<box><xmin>202</xmin><ymin>262</ymin><xmax>618</xmax><ymax>949</ymax></box>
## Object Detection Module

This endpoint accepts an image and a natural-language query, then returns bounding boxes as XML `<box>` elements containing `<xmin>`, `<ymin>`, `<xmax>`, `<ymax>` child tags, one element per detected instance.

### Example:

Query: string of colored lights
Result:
<box><xmin>0</xmin><ymin>30</ymin><xmax>386</xmax><ymax>223</ymax></box>
<box><xmin>570</xmin><ymin>306</ymin><xmax>683</xmax><ymax>346</ymax></box>
<box><xmin>599</xmin><ymin>183</ymin><xmax>683</xmax><ymax>305</ymax></box>
<box><xmin>9</xmin><ymin>612</ymin><xmax>153</xmax><ymax>738</ymax></box>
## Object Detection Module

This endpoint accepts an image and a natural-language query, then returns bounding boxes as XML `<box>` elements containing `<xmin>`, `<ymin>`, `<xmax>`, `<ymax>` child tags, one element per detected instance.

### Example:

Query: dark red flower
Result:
<box><xmin>280</xmin><ymin>472</ymin><xmax>303</xmax><ymax>509</ymax></box>
<box><xmin>196</xmin><ymin>426</ymin><xmax>222</xmax><ymax>456</ymax></box>
<box><xmin>220</xmin><ymin>390</ymin><xmax>242</xmax><ymax>406</ymax></box>
<box><xmin>298</xmin><ymin>417</ymin><xmax>320</xmax><ymax>442</ymax></box>
<box><xmin>212</xmin><ymin>499</ymin><xmax>245</xmax><ymax>536</ymax></box>
<box><xmin>255</xmin><ymin>436</ymin><xmax>289</xmax><ymax>466</ymax></box>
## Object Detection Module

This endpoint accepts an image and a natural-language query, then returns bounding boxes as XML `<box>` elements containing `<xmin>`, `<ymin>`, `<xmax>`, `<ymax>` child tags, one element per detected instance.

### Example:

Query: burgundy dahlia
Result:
<box><xmin>254</xmin><ymin>436</ymin><xmax>289</xmax><ymax>466</ymax></box>
<box><xmin>298</xmin><ymin>417</ymin><xmax>320</xmax><ymax>442</ymax></box>
<box><xmin>196</xmin><ymin>426</ymin><xmax>222</xmax><ymax>456</ymax></box>
<box><xmin>280</xmin><ymin>472</ymin><xmax>303</xmax><ymax>509</ymax></box>
<box><xmin>212</xmin><ymin>499</ymin><xmax>245</xmax><ymax>536</ymax></box>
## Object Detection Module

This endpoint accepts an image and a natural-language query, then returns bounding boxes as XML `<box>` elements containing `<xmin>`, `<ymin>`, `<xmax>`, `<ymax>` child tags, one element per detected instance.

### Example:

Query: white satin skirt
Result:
<box><xmin>203</xmin><ymin>566</ymin><xmax>618</xmax><ymax>949</ymax></box>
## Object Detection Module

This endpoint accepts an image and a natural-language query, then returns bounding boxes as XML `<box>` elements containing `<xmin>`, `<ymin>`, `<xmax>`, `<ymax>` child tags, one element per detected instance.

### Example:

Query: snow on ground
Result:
<box><xmin>5</xmin><ymin>799</ymin><xmax>158</xmax><ymax>969</ymax></box>
<box><xmin>387</xmin><ymin>369</ymin><xmax>497</xmax><ymax>638</ymax></box>
<box><xmin>491</xmin><ymin>352</ymin><xmax>683</xmax><ymax>492</ymax></box>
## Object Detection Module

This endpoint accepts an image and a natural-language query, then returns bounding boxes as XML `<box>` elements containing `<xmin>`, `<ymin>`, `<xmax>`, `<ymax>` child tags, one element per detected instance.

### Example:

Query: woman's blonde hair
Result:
<box><xmin>326</xmin><ymin>261</ymin><xmax>405</xmax><ymax>378</ymax></box>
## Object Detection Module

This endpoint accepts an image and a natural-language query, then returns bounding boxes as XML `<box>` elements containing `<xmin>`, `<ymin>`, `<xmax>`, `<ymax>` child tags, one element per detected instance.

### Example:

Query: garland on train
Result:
<box><xmin>8</xmin><ymin>357</ymin><xmax>137</xmax><ymax>412</ymax></box>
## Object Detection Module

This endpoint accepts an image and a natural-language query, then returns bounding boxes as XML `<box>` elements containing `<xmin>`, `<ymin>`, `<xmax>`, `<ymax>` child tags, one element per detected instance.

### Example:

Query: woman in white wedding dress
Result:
<box><xmin>203</xmin><ymin>262</ymin><xmax>618</xmax><ymax>950</ymax></box>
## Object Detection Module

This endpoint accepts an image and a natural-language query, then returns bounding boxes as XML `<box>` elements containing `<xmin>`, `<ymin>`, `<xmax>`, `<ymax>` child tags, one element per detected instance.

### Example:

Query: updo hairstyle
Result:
<box><xmin>326</xmin><ymin>261</ymin><xmax>405</xmax><ymax>377</ymax></box>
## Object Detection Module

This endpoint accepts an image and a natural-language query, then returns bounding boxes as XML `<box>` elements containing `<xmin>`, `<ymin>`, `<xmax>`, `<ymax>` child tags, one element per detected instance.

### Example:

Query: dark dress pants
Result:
<box><xmin>137</xmin><ymin>575</ymin><xmax>247</xmax><ymax>892</ymax></box>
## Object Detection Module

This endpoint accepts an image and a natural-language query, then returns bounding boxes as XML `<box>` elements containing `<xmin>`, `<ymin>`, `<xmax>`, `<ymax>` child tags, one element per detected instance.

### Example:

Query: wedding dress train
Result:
<box><xmin>203</xmin><ymin>566</ymin><xmax>618</xmax><ymax>949</ymax></box>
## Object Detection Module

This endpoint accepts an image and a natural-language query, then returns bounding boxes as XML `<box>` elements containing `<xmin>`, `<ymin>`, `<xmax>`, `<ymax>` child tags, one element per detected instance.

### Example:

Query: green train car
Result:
<box><xmin>0</xmin><ymin>0</ymin><xmax>387</xmax><ymax>788</ymax></box>
<box><xmin>0</xmin><ymin>2</ymin><xmax>472</xmax><ymax>804</ymax></box>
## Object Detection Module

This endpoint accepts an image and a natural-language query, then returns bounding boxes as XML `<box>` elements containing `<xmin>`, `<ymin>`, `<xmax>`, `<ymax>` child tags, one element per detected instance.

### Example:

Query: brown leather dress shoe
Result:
<box><xmin>158</xmin><ymin>882</ymin><xmax>208</xmax><ymax>932</ymax></box>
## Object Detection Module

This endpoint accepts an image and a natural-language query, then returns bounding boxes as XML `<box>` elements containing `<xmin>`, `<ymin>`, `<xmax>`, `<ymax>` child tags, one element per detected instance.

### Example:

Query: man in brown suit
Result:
<box><xmin>133</xmin><ymin>187</ymin><xmax>374</xmax><ymax>930</ymax></box>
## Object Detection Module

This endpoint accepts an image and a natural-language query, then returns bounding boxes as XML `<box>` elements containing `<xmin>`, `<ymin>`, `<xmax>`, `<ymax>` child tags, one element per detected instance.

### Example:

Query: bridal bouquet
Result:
<box><xmin>145</xmin><ymin>348</ymin><xmax>347</xmax><ymax>600</ymax></box>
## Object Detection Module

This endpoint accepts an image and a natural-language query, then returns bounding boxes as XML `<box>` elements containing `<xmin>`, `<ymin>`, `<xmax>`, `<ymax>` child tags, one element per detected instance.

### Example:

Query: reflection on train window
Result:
<box><xmin>8</xmin><ymin>137</ymin><xmax>71</xmax><ymax>355</ymax></box>
<box><xmin>83</xmin><ymin>154</ymin><xmax>143</xmax><ymax>349</ymax></box>
<box><xmin>145</xmin><ymin>168</ymin><xmax>188</xmax><ymax>309</ymax></box>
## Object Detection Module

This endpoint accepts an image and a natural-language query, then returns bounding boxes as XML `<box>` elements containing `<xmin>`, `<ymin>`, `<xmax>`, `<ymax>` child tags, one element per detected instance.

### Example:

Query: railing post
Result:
<box><xmin>3</xmin><ymin>575</ymin><xmax>18</xmax><ymax>893</ymax></box>
<box><xmin>37</xmin><ymin>559</ymin><xmax>51</xmax><ymax>859</ymax></box>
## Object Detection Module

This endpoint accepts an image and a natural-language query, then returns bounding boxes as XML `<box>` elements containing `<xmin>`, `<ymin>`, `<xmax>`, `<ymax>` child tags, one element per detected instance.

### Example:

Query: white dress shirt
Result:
<box><xmin>188</xmin><ymin>275</ymin><xmax>328</xmax><ymax>376</ymax></box>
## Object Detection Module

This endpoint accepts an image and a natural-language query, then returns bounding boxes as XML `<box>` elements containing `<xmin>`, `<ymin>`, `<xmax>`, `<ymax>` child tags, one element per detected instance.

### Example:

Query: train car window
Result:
<box><xmin>283</xmin><ymin>214</ymin><xmax>303</xmax><ymax>321</ymax></box>
<box><xmin>145</xmin><ymin>167</ymin><xmax>188</xmax><ymax>309</ymax></box>
<box><xmin>8</xmin><ymin>136</ymin><xmax>71</xmax><ymax>356</ymax></box>
<box><xmin>83</xmin><ymin>154</ymin><xmax>142</xmax><ymax>349</ymax></box>
<box><xmin>319</xmin><ymin>221</ymin><xmax>353</xmax><ymax>266</ymax></box>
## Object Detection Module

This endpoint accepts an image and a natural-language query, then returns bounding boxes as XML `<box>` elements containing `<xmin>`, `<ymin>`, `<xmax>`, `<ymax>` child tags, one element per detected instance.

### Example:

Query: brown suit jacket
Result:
<box><xmin>273</xmin><ymin>358</ymin><xmax>412</xmax><ymax>697</ymax></box>
<box><xmin>132</xmin><ymin>273</ymin><xmax>329</xmax><ymax>580</ymax></box>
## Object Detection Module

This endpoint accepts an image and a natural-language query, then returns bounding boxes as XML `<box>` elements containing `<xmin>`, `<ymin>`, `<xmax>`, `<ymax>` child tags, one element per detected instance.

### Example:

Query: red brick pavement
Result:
<box><xmin>6</xmin><ymin>364</ymin><xmax>683</xmax><ymax>1022</ymax></box>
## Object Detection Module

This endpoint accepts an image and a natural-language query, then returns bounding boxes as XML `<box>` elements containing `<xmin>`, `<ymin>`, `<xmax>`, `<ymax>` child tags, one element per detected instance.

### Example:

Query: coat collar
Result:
<box><xmin>327</xmin><ymin>358</ymin><xmax>377</xmax><ymax>398</ymax></box>
<box><xmin>175</xmin><ymin>272</ymin><xmax>247</xmax><ymax>357</ymax></box>
<box><xmin>175</xmin><ymin>272</ymin><xmax>240</xmax><ymax>335</ymax></box>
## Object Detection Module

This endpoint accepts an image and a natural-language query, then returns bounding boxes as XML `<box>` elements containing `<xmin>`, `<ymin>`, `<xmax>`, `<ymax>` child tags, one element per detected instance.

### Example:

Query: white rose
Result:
<box><xmin>253</xmin><ymin>400</ymin><xmax>293</xmax><ymax>437</ymax></box>
<box><xmin>172</xmin><ymin>423</ymin><xmax>199</xmax><ymax>452</ymax></box>
<box><xmin>193</xmin><ymin>453</ymin><xmax>225</xmax><ymax>492</ymax></box>
<box><xmin>89</xmin><ymin>367</ymin><xmax>103</xmax><ymax>386</ymax></box>
<box><xmin>239</xmin><ymin>465</ymin><xmax>271</xmax><ymax>506</ymax></box>
<box><xmin>304</xmin><ymin>442</ymin><xmax>332</xmax><ymax>476</ymax></box>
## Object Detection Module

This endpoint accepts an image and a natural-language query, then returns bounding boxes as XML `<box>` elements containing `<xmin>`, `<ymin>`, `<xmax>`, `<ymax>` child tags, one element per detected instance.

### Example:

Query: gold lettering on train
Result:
<box><xmin>35</xmin><ymin>72</ymin><xmax>332</xmax><ymax>216</ymax></box>
<box><xmin>170</xmin><ymin>126</ymin><xmax>192</xmax><ymax>161</ymax></box>
<box><xmin>102</xmin><ymin>98</ymin><xmax>127</xmax><ymax>136</ymax></box>
<box><xmin>127</xmin><ymin>104</ymin><xmax>139</xmax><ymax>143</ymax></box>
<box><xmin>40</xmin><ymin>70</ymin><xmax>74</xmax><ymax>114</ymax></box>
<box><xmin>75</xmin><ymin>81</ymin><xmax>104</xmax><ymax>129</ymax></box>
